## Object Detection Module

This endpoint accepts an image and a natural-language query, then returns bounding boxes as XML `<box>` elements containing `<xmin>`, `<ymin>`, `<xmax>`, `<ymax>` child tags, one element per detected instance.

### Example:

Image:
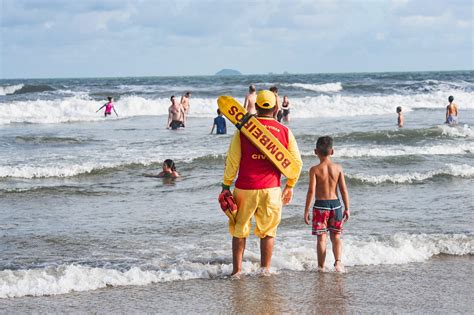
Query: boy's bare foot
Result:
<box><xmin>230</xmin><ymin>272</ymin><xmax>242</xmax><ymax>280</ymax></box>
<box><xmin>334</xmin><ymin>260</ymin><xmax>345</xmax><ymax>273</ymax></box>
<box><xmin>317</xmin><ymin>266</ymin><xmax>326</xmax><ymax>272</ymax></box>
<box><xmin>259</xmin><ymin>267</ymin><xmax>271</xmax><ymax>277</ymax></box>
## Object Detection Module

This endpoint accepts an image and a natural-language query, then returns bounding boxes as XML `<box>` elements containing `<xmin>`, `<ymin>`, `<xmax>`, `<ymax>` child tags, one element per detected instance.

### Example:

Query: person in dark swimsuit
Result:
<box><xmin>210</xmin><ymin>109</ymin><xmax>227</xmax><ymax>134</ymax></box>
<box><xmin>282</xmin><ymin>95</ymin><xmax>290</xmax><ymax>122</ymax></box>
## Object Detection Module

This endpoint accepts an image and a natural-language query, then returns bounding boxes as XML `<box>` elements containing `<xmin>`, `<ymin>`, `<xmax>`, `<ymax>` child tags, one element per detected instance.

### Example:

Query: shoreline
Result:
<box><xmin>1</xmin><ymin>256</ymin><xmax>471</xmax><ymax>313</ymax></box>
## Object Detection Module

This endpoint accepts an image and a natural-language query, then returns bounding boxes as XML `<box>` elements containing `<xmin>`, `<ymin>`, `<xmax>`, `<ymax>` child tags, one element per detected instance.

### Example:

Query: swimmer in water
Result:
<box><xmin>157</xmin><ymin>159</ymin><xmax>180</xmax><ymax>178</ymax></box>
<box><xmin>96</xmin><ymin>96</ymin><xmax>118</xmax><ymax>117</ymax></box>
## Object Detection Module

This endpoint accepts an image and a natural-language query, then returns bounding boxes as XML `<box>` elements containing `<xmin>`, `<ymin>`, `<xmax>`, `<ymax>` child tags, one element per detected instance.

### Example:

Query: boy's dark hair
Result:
<box><xmin>269</xmin><ymin>86</ymin><xmax>278</xmax><ymax>93</ymax></box>
<box><xmin>396</xmin><ymin>106</ymin><xmax>402</xmax><ymax>113</ymax></box>
<box><xmin>217</xmin><ymin>109</ymin><xmax>221</xmax><ymax>115</ymax></box>
<box><xmin>316</xmin><ymin>136</ymin><xmax>333</xmax><ymax>156</ymax></box>
<box><xmin>163</xmin><ymin>159</ymin><xmax>176</xmax><ymax>171</ymax></box>
<box><xmin>107</xmin><ymin>96</ymin><xmax>112</xmax><ymax>101</ymax></box>
<box><xmin>185</xmin><ymin>91</ymin><xmax>191</xmax><ymax>97</ymax></box>
<box><xmin>249</xmin><ymin>85</ymin><xmax>256</xmax><ymax>92</ymax></box>
<box><xmin>170</xmin><ymin>95</ymin><xmax>175</xmax><ymax>101</ymax></box>
<box><xmin>448</xmin><ymin>95</ymin><xmax>454</xmax><ymax>102</ymax></box>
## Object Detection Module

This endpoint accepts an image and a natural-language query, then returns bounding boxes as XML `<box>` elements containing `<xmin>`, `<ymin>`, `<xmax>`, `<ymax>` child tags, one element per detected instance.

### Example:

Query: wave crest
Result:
<box><xmin>347</xmin><ymin>164</ymin><xmax>474</xmax><ymax>184</ymax></box>
<box><xmin>0</xmin><ymin>84</ymin><xmax>24</xmax><ymax>96</ymax></box>
<box><xmin>284</xmin><ymin>82</ymin><xmax>343</xmax><ymax>92</ymax></box>
<box><xmin>331</xmin><ymin>143</ymin><xmax>474</xmax><ymax>158</ymax></box>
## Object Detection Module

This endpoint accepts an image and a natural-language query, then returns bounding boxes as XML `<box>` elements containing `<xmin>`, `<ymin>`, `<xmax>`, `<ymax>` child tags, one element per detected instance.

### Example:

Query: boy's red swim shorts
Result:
<box><xmin>312</xmin><ymin>199</ymin><xmax>344</xmax><ymax>235</ymax></box>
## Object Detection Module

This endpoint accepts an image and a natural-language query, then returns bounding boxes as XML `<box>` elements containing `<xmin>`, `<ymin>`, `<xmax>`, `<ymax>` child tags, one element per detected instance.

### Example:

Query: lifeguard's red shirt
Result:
<box><xmin>223</xmin><ymin>117</ymin><xmax>302</xmax><ymax>190</ymax></box>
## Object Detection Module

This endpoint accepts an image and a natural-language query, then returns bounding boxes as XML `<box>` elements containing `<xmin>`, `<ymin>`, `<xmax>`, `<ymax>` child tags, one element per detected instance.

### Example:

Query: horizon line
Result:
<box><xmin>0</xmin><ymin>69</ymin><xmax>472</xmax><ymax>81</ymax></box>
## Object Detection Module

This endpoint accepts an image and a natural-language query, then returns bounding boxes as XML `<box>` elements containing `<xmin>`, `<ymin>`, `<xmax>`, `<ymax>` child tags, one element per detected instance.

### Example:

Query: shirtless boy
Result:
<box><xmin>304</xmin><ymin>136</ymin><xmax>350</xmax><ymax>272</ymax></box>
<box><xmin>167</xmin><ymin>95</ymin><xmax>185</xmax><ymax>130</ymax></box>
<box><xmin>445</xmin><ymin>95</ymin><xmax>459</xmax><ymax>125</ymax></box>
<box><xmin>243</xmin><ymin>85</ymin><xmax>257</xmax><ymax>114</ymax></box>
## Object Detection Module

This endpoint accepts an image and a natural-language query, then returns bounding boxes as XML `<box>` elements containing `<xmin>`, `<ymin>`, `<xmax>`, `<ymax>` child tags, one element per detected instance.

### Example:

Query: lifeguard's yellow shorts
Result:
<box><xmin>229</xmin><ymin>187</ymin><xmax>282</xmax><ymax>239</ymax></box>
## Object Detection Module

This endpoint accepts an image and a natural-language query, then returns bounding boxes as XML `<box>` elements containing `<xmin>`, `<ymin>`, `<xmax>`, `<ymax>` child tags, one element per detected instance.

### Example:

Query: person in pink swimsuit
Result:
<box><xmin>96</xmin><ymin>97</ymin><xmax>118</xmax><ymax>117</ymax></box>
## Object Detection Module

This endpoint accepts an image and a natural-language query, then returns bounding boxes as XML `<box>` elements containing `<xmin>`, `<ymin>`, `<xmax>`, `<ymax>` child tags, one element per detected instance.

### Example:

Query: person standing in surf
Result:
<box><xmin>180</xmin><ymin>91</ymin><xmax>192</xmax><ymax>123</ymax></box>
<box><xmin>269</xmin><ymin>86</ymin><xmax>282</xmax><ymax>121</ymax></box>
<box><xmin>396</xmin><ymin>106</ymin><xmax>404</xmax><ymax>127</ymax></box>
<box><xmin>243</xmin><ymin>85</ymin><xmax>257</xmax><ymax>114</ymax></box>
<box><xmin>167</xmin><ymin>95</ymin><xmax>185</xmax><ymax>130</ymax></box>
<box><xmin>96</xmin><ymin>96</ymin><xmax>118</xmax><ymax>117</ymax></box>
<box><xmin>220</xmin><ymin>90</ymin><xmax>302</xmax><ymax>277</ymax></box>
<box><xmin>281</xmin><ymin>95</ymin><xmax>291</xmax><ymax>122</ymax></box>
<box><xmin>445</xmin><ymin>95</ymin><xmax>459</xmax><ymax>125</ymax></box>
<box><xmin>304</xmin><ymin>136</ymin><xmax>350</xmax><ymax>272</ymax></box>
<box><xmin>210</xmin><ymin>109</ymin><xmax>227</xmax><ymax>134</ymax></box>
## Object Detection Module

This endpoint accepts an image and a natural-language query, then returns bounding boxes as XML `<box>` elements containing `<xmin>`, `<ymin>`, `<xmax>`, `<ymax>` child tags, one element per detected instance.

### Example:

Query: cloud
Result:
<box><xmin>0</xmin><ymin>0</ymin><xmax>472</xmax><ymax>78</ymax></box>
<box><xmin>400</xmin><ymin>14</ymin><xmax>439</xmax><ymax>26</ymax></box>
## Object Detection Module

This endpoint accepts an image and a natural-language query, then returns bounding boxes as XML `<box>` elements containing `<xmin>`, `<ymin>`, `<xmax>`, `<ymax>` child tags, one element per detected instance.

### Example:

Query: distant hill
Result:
<box><xmin>215</xmin><ymin>69</ymin><xmax>242</xmax><ymax>76</ymax></box>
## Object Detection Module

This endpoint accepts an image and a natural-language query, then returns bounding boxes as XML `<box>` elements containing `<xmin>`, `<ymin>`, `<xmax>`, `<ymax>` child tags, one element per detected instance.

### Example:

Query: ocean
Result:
<box><xmin>0</xmin><ymin>71</ymin><xmax>473</xmax><ymax>313</ymax></box>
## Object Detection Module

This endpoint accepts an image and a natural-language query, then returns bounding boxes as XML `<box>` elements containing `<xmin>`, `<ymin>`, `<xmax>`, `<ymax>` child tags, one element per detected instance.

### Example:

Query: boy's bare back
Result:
<box><xmin>310</xmin><ymin>160</ymin><xmax>342</xmax><ymax>200</ymax></box>
<box><xmin>447</xmin><ymin>103</ymin><xmax>458</xmax><ymax>116</ymax></box>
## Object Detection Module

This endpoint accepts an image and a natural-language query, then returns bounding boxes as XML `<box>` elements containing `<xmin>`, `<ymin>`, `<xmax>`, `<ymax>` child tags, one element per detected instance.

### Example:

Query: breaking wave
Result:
<box><xmin>284</xmin><ymin>82</ymin><xmax>343</xmax><ymax>92</ymax></box>
<box><xmin>0</xmin><ymin>84</ymin><xmax>24</xmax><ymax>96</ymax></box>
<box><xmin>0</xmin><ymin>153</ymin><xmax>228</xmax><ymax>179</ymax></box>
<box><xmin>1</xmin><ymin>90</ymin><xmax>473</xmax><ymax>124</ymax></box>
<box><xmin>331</xmin><ymin>143</ymin><xmax>474</xmax><ymax>158</ymax></box>
<box><xmin>347</xmin><ymin>164</ymin><xmax>474</xmax><ymax>184</ymax></box>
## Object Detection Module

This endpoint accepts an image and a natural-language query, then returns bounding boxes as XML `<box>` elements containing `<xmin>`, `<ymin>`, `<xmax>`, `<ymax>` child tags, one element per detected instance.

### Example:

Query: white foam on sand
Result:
<box><xmin>347</xmin><ymin>164</ymin><xmax>474</xmax><ymax>184</ymax></box>
<box><xmin>0</xmin><ymin>233</ymin><xmax>471</xmax><ymax>298</ymax></box>
<box><xmin>273</xmin><ymin>233</ymin><xmax>473</xmax><ymax>271</ymax></box>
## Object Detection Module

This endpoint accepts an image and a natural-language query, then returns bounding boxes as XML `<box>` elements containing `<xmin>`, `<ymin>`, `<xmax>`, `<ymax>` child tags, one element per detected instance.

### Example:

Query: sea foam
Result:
<box><xmin>0</xmin><ymin>233</ymin><xmax>471</xmax><ymax>298</ymax></box>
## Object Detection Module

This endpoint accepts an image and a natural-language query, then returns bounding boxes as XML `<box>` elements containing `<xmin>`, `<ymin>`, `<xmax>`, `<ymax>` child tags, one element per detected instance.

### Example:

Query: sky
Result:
<box><xmin>0</xmin><ymin>0</ymin><xmax>472</xmax><ymax>78</ymax></box>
